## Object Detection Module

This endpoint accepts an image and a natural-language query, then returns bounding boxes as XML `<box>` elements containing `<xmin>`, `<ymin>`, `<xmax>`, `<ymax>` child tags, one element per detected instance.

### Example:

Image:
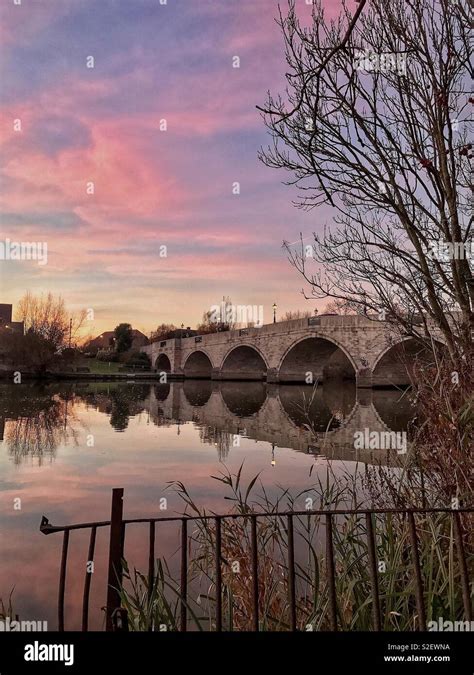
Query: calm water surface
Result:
<box><xmin>0</xmin><ymin>381</ymin><xmax>414</xmax><ymax>628</ymax></box>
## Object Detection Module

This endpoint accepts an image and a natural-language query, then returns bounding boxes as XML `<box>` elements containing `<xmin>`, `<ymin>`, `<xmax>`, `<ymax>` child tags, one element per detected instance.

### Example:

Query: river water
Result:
<box><xmin>0</xmin><ymin>380</ymin><xmax>414</xmax><ymax>629</ymax></box>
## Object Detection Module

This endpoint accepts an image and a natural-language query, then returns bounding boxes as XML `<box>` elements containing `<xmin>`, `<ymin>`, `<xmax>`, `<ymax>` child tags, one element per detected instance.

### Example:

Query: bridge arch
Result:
<box><xmin>372</xmin><ymin>337</ymin><xmax>445</xmax><ymax>387</ymax></box>
<box><xmin>155</xmin><ymin>353</ymin><xmax>171</xmax><ymax>373</ymax></box>
<box><xmin>183</xmin><ymin>379</ymin><xmax>213</xmax><ymax>405</ymax></box>
<box><xmin>183</xmin><ymin>350</ymin><xmax>213</xmax><ymax>379</ymax></box>
<box><xmin>371</xmin><ymin>389</ymin><xmax>415</xmax><ymax>431</ymax></box>
<box><xmin>220</xmin><ymin>344</ymin><xmax>268</xmax><ymax>381</ymax></box>
<box><xmin>278</xmin><ymin>336</ymin><xmax>357</xmax><ymax>383</ymax></box>
<box><xmin>277</xmin><ymin>381</ymin><xmax>357</xmax><ymax>433</ymax></box>
<box><xmin>153</xmin><ymin>383</ymin><xmax>171</xmax><ymax>401</ymax></box>
<box><xmin>220</xmin><ymin>382</ymin><xmax>267</xmax><ymax>417</ymax></box>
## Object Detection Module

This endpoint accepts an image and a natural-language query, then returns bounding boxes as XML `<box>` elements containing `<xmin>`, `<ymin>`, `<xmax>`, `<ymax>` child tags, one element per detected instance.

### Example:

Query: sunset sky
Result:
<box><xmin>0</xmin><ymin>0</ymin><xmax>339</xmax><ymax>336</ymax></box>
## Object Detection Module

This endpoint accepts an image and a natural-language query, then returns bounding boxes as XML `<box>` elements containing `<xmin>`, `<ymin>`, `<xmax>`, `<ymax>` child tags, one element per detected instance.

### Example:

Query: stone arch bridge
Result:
<box><xmin>141</xmin><ymin>315</ymin><xmax>444</xmax><ymax>388</ymax></box>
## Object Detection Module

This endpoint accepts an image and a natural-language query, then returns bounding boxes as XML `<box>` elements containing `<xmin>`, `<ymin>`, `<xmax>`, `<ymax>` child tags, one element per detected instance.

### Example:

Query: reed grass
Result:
<box><xmin>119</xmin><ymin>465</ymin><xmax>472</xmax><ymax>631</ymax></box>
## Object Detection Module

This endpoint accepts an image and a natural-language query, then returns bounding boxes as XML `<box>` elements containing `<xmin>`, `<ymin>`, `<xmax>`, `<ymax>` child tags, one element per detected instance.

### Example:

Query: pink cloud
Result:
<box><xmin>0</xmin><ymin>0</ymin><xmax>341</xmax><ymax>329</ymax></box>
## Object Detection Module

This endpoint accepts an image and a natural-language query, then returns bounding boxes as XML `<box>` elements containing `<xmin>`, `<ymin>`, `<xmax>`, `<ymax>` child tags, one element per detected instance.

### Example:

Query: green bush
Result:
<box><xmin>126</xmin><ymin>351</ymin><xmax>151</xmax><ymax>368</ymax></box>
<box><xmin>96</xmin><ymin>349</ymin><xmax>118</xmax><ymax>362</ymax></box>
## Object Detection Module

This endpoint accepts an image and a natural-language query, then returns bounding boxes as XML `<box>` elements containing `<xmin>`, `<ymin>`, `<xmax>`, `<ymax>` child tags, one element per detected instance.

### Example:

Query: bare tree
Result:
<box><xmin>196</xmin><ymin>311</ymin><xmax>221</xmax><ymax>334</ymax></box>
<box><xmin>197</xmin><ymin>296</ymin><xmax>236</xmax><ymax>333</ymax></box>
<box><xmin>16</xmin><ymin>292</ymin><xmax>86</xmax><ymax>350</ymax></box>
<box><xmin>150</xmin><ymin>323</ymin><xmax>178</xmax><ymax>342</ymax></box>
<box><xmin>282</xmin><ymin>309</ymin><xmax>314</xmax><ymax>320</ymax></box>
<box><xmin>323</xmin><ymin>299</ymin><xmax>356</xmax><ymax>315</ymax></box>
<box><xmin>258</xmin><ymin>0</ymin><xmax>472</xmax><ymax>359</ymax></box>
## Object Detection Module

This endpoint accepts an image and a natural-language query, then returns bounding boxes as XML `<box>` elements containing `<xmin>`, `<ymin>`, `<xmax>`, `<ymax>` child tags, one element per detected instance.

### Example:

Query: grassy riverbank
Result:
<box><xmin>73</xmin><ymin>358</ymin><xmax>122</xmax><ymax>374</ymax></box>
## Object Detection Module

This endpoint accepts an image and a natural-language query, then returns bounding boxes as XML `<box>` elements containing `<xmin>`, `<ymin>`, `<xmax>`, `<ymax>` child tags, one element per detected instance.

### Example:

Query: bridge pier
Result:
<box><xmin>211</xmin><ymin>368</ymin><xmax>221</xmax><ymax>380</ymax></box>
<box><xmin>266</xmin><ymin>368</ymin><xmax>279</xmax><ymax>384</ymax></box>
<box><xmin>266</xmin><ymin>383</ymin><xmax>280</xmax><ymax>398</ymax></box>
<box><xmin>356</xmin><ymin>368</ymin><xmax>373</xmax><ymax>389</ymax></box>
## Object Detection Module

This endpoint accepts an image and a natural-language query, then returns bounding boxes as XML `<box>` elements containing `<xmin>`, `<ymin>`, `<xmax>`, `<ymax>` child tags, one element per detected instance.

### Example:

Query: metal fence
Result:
<box><xmin>39</xmin><ymin>488</ymin><xmax>473</xmax><ymax>632</ymax></box>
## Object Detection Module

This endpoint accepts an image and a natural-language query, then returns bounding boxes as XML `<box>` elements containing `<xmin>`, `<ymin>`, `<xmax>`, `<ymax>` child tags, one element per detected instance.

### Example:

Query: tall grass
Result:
<box><xmin>119</xmin><ymin>466</ymin><xmax>472</xmax><ymax>631</ymax></box>
<box><xmin>0</xmin><ymin>591</ymin><xmax>15</xmax><ymax>621</ymax></box>
<box><xmin>409</xmin><ymin>356</ymin><xmax>473</xmax><ymax>505</ymax></box>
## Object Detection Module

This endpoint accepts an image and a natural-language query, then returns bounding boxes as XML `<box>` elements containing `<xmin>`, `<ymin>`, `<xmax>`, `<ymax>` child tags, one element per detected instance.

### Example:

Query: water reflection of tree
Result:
<box><xmin>5</xmin><ymin>395</ymin><xmax>80</xmax><ymax>465</ymax></box>
<box><xmin>198</xmin><ymin>426</ymin><xmax>232</xmax><ymax>461</ymax></box>
<box><xmin>74</xmin><ymin>383</ymin><xmax>176</xmax><ymax>431</ymax></box>
<box><xmin>1</xmin><ymin>383</ymin><xmax>153</xmax><ymax>462</ymax></box>
<box><xmin>76</xmin><ymin>384</ymin><xmax>150</xmax><ymax>432</ymax></box>
<box><xmin>108</xmin><ymin>390</ymin><xmax>135</xmax><ymax>432</ymax></box>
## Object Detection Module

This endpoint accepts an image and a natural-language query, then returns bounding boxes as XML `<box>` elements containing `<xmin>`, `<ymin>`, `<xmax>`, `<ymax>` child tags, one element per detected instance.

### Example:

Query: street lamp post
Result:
<box><xmin>272</xmin><ymin>302</ymin><xmax>277</xmax><ymax>324</ymax></box>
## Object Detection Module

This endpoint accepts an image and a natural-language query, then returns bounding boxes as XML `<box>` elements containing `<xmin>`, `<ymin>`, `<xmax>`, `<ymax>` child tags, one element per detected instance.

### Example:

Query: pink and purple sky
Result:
<box><xmin>0</xmin><ymin>0</ymin><xmax>340</xmax><ymax>335</ymax></box>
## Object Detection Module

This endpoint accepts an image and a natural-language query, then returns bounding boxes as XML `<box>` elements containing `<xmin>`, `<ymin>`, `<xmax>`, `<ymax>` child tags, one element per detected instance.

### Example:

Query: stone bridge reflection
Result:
<box><xmin>0</xmin><ymin>382</ymin><xmax>414</xmax><ymax>465</ymax></box>
<box><xmin>145</xmin><ymin>381</ymin><xmax>414</xmax><ymax>463</ymax></box>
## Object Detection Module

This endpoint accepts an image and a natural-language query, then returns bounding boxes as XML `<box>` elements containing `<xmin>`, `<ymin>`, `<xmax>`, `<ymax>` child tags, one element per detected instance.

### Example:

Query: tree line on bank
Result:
<box><xmin>0</xmin><ymin>296</ymin><xmax>151</xmax><ymax>375</ymax></box>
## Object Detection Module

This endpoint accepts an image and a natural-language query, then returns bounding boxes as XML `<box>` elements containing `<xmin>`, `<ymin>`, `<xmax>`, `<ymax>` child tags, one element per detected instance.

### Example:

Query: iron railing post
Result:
<box><xmin>148</xmin><ymin>521</ymin><xmax>155</xmax><ymax>606</ymax></box>
<box><xmin>106</xmin><ymin>488</ymin><xmax>124</xmax><ymax>631</ymax></box>
<box><xmin>325</xmin><ymin>514</ymin><xmax>338</xmax><ymax>631</ymax></box>
<box><xmin>287</xmin><ymin>515</ymin><xmax>297</xmax><ymax>631</ymax></box>
<box><xmin>365</xmin><ymin>512</ymin><xmax>382</xmax><ymax>630</ymax></box>
<box><xmin>82</xmin><ymin>525</ymin><xmax>97</xmax><ymax>631</ymax></box>
<box><xmin>452</xmin><ymin>511</ymin><xmax>473</xmax><ymax>621</ymax></box>
<box><xmin>215</xmin><ymin>517</ymin><xmax>222</xmax><ymax>631</ymax></box>
<box><xmin>58</xmin><ymin>530</ymin><xmax>69</xmax><ymax>631</ymax></box>
<box><xmin>407</xmin><ymin>511</ymin><xmax>426</xmax><ymax>630</ymax></box>
<box><xmin>180</xmin><ymin>518</ymin><xmax>188</xmax><ymax>632</ymax></box>
<box><xmin>250</xmin><ymin>516</ymin><xmax>259</xmax><ymax>631</ymax></box>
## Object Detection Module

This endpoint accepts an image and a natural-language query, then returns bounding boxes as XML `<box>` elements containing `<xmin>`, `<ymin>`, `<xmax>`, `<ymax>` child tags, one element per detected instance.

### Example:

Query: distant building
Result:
<box><xmin>86</xmin><ymin>329</ymin><xmax>149</xmax><ymax>353</ymax></box>
<box><xmin>0</xmin><ymin>304</ymin><xmax>24</xmax><ymax>335</ymax></box>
